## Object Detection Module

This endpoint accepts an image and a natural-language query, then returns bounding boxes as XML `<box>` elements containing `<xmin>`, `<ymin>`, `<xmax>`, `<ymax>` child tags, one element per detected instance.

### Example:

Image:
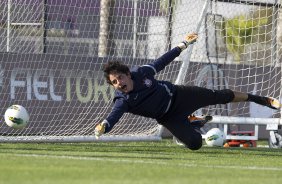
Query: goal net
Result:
<box><xmin>0</xmin><ymin>0</ymin><xmax>281</xmax><ymax>142</ymax></box>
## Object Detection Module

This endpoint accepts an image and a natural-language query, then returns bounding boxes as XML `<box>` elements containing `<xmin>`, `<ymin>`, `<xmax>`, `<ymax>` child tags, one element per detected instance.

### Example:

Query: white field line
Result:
<box><xmin>10</xmin><ymin>153</ymin><xmax>282</xmax><ymax>171</ymax></box>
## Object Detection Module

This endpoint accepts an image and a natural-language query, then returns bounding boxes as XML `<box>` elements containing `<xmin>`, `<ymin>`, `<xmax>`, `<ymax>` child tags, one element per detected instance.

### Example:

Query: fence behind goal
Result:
<box><xmin>0</xmin><ymin>0</ymin><xmax>281</xmax><ymax>142</ymax></box>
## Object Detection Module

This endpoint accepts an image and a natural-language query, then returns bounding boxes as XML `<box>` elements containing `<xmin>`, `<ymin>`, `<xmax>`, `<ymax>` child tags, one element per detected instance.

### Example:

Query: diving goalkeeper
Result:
<box><xmin>95</xmin><ymin>33</ymin><xmax>281</xmax><ymax>150</ymax></box>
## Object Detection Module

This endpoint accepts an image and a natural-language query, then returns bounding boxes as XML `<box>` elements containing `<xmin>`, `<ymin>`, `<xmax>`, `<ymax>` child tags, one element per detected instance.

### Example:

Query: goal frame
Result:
<box><xmin>0</xmin><ymin>0</ymin><xmax>281</xmax><ymax>144</ymax></box>
<box><xmin>174</xmin><ymin>0</ymin><xmax>282</xmax><ymax>144</ymax></box>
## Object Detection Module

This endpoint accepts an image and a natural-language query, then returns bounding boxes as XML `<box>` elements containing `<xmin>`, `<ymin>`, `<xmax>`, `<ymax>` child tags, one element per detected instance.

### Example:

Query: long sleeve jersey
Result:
<box><xmin>103</xmin><ymin>47</ymin><xmax>182</xmax><ymax>133</ymax></box>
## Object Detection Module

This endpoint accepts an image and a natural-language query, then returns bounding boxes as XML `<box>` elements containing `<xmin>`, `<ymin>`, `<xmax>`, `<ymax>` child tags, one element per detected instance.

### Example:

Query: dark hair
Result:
<box><xmin>103</xmin><ymin>61</ymin><xmax>130</xmax><ymax>85</ymax></box>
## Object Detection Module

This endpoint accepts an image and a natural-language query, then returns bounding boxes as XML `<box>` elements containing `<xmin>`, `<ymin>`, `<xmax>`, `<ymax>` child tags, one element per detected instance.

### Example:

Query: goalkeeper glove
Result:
<box><xmin>177</xmin><ymin>33</ymin><xmax>198</xmax><ymax>51</ymax></box>
<box><xmin>94</xmin><ymin>121</ymin><xmax>108</xmax><ymax>139</ymax></box>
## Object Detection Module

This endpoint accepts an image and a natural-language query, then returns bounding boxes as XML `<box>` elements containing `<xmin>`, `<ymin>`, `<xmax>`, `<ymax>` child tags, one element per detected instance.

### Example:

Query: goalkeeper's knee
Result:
<box><xmin>185</xmin><ymin>137</ymin><xmax>202</xmax><ymax>150</ymax></box>
<box><xmin>178</xmin><ymin>132</ymin><xmax>203</xmax><ymax>150</ymax></box>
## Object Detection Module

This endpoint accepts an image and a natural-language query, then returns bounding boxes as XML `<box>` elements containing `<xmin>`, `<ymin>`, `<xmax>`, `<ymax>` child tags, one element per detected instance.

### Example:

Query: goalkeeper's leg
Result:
<box><xmin>173</xmin><ymin>86</ymin><xmax>280</xmax><ymax>112</ymax></box>
<box><xmin>233</xmin><ymin>91</ymin><xmax>281</xmax><ymax>110</ymax></box>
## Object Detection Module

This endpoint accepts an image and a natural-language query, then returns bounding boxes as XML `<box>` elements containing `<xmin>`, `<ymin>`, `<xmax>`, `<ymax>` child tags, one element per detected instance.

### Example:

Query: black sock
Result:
<box><xmin>247</xmin><ymin>94</ymin><xmax>268</xmax><ymax>106</ymax></box>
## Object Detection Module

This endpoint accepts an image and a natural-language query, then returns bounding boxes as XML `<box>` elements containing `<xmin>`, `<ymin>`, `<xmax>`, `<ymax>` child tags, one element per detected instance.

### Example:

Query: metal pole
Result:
<box><xmin>98</xmin><ymin>0</ymin><xmax>110</xmax><ymax>57</ymax></box>
<box><xmin>7</xmin><ymin>0</ymin><xmax>11</xmax><ymax>52</ymax></box>
<box><xmin>133</xmin><ymin>0</ymin><xmax>138</xmax><ymax>58</ymax></box>
<box><xmin>167</xmin><ymin>0</ymin><xmax>173</xmax><ymax>50</ymax></box>
<box><xmin>269</xmin><ymin>0</ymin><xmax>282</xmax><ymax>123</ymax></box>
<box><xmin>42</xmin><ymin>0</ymin><xmax>47</xmax><ymax>53</ymax></box>
<box><xmin>174</xmin><ymin>0</ymin><xmax>210</xmax><ymax>85</ymax></box>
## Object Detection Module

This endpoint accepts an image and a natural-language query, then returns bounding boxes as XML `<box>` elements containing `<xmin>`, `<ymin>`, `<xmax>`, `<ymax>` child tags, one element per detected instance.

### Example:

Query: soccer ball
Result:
<box><xmin>205</xmin><ymin>128</ymin><xmax>226</xmax><ymax>147</ymax></box>
<box><xmin>4</xmin><ymin>105</ymin><xmax>29</xmax><ymax>129</ymax></box>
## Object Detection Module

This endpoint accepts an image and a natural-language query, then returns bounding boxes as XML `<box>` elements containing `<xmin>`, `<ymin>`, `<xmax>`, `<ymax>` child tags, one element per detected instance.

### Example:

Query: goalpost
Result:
<box><xmin>173</xmin><ymin>0</ymin><xmax>282</xmax><ymax>146</ymax></box>
<box><xmin>0</xmin><ymin>0</ymin><xmax>281</xmax><ymax>143</ymax></box>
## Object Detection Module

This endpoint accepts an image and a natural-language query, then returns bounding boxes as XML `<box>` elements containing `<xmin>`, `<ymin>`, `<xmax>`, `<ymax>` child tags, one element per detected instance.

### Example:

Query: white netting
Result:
<box><xmin>0</xmin><ymin>0</ymin><xmax>281</xmax><ymax>141</ymax></box>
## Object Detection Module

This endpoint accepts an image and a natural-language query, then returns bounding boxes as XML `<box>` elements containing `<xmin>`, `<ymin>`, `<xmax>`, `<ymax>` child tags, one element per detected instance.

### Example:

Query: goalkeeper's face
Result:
<box><xmin>109</xmin><ymin>72</ymin><xmax>133</xmax><ymax>93</ymax></box>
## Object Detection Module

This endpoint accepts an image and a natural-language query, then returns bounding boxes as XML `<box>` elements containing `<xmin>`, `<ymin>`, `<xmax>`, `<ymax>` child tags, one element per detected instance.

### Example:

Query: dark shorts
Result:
<box><xmin>157</xmin><ymin>85</ymin><xmax>234</xmax><ymax>150</ymax></box>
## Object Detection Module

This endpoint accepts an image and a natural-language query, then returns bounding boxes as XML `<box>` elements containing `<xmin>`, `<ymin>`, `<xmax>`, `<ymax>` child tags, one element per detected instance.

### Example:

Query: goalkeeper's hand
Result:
<box><xmin>94</xmin><ymin>122</ymin><xmax>107</xmax><ymax>139</ymax></box>
<box><xmin>177</xmin><ymin>33</ymin><xmax>198</xmax><ymax>51</ymax></box>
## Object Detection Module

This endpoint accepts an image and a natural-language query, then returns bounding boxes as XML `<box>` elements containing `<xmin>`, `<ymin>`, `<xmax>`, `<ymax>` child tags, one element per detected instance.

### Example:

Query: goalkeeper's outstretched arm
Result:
<box><xmin>94</xmin><ymin>100</ymin><xmax>127</xmax><ymax>139</ymax></box>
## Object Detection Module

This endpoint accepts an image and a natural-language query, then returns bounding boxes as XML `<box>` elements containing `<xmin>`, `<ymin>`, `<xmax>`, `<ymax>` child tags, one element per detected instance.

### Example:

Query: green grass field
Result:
<box><xmin>1</xmin><ymin>139</ymin><xmax>282</xmax><ymax>184</ymax></box>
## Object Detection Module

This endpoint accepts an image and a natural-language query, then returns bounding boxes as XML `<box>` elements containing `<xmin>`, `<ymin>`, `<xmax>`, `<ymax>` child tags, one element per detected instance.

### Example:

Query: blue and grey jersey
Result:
<box><xmin>103</xmin><ymin>47</ymin><xmax>182</xmax><ymax>133</ymax></box>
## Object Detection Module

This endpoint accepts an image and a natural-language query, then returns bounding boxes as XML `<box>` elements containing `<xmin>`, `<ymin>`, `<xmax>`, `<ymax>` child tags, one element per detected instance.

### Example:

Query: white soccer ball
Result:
<box><xmin>4</xmin><ymin>105</ymin><xmax>29</xmax><ymax>129</ymax></box>
<box><xmin>205</xmin><ymin>128</ymin><xmax>226</xmax><ymax>147</ymax></box>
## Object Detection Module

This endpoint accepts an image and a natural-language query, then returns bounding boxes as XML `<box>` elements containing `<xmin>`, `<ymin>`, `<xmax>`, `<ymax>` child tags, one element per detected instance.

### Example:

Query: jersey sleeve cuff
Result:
<box><xmin>102</xmin><ymin>119</ymin><xmax>110</xmax><ymax>128</ymax></box>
